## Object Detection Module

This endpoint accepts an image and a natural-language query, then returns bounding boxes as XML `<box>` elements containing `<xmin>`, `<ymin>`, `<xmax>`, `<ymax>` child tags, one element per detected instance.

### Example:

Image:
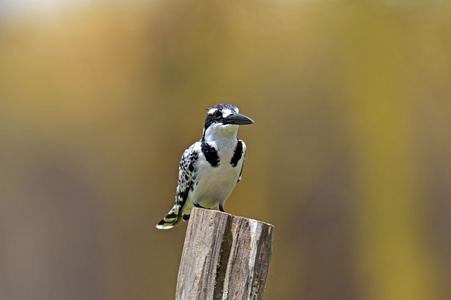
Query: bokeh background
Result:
<box><xmin>1</xmin><ymin>0</ymin><xmax>451</xmax><ymax>299</ymax></box>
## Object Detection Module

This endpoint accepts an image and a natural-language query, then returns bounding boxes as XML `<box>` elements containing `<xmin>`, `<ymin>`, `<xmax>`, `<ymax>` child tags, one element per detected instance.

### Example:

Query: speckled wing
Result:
<box><xmin>156</xmin><ymin>142</ymin><xmax>199</xmax><ymax>229</ymax></box>
<box><xmin>175</xmin><ymin>143</ymin><xmax>199</xmax><ymax>213</ymax></box>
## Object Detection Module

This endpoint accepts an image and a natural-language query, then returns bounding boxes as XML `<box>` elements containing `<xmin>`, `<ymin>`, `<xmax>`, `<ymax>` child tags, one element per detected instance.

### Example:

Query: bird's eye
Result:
<box><xmin>214</xmin><ymin>110</ymin><xmax>222</xmax><ymax>118</ymax></box>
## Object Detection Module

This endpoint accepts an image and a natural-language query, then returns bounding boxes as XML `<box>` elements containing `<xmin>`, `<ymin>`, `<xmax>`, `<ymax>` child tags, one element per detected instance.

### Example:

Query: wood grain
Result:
<box><xmin>176</xmin><ymin>208</ymin><xmax>274</xmax><ymax>300</ymax></box>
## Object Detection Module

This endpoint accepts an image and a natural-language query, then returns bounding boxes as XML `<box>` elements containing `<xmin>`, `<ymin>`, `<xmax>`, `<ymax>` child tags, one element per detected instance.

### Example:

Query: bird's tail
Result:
<box><xmin>156</xmin><ymin>204</ymin><xmax>182</xmax><ymax>230</ymax></box>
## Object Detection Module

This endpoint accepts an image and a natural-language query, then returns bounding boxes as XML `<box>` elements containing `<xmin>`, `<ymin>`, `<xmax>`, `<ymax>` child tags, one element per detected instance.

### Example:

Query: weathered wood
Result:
<box><xmin>176</xmin><ymin>208</ymin><xmax>275</xmax><ymax>300</ymax></box>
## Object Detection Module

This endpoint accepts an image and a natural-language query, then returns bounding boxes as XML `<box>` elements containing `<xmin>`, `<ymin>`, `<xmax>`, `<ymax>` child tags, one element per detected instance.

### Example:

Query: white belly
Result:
<box><xmin>182</xmin><ymin>158</ymin><xmax>242</xmax><ymax>215</ymax></box>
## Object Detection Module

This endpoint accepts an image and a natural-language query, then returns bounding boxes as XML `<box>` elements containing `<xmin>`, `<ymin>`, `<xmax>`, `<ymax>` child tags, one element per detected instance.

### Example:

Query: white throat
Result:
<box><xmin>203</xmin><ymin>123</ymin><xmax>239</xmax><ymax>145</ymax></box>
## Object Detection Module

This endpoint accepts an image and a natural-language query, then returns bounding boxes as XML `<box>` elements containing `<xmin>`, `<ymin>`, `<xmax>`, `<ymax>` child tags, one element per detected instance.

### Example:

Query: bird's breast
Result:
<box><xmin>190</xmin><ymin>148</ymin><xmax>243</xmax><ymax>207</ymax></box>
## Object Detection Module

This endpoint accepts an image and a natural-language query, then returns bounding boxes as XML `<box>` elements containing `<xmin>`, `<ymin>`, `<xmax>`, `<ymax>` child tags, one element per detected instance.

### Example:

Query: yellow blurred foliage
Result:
<box><xmin>1</xmin><ymin>1</ymin><xmax>450</xmax><ymax>299</ymax></box>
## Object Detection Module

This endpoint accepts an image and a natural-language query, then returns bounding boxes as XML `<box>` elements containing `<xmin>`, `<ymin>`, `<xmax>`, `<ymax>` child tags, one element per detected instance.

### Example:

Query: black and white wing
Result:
<box><xmin>175</xmin><ymin>143</ymin><xmax>200</xmax><ymax>216</ymax></box>
<box><xmin>156</xmin><ymin>142</ymin><xmax>199</xmax><ymax>229</ymax></box>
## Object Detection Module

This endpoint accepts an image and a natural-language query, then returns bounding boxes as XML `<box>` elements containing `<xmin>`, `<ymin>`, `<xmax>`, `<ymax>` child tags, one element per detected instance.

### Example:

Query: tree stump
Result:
<box><xmin>176</xmin><ymin>208</ymin><xmax>275</xmax><ymax>300</ymax></box>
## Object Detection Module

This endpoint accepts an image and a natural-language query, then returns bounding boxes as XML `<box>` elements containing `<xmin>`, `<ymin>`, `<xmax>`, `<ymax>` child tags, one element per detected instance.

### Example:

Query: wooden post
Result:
<box><xmin>176</xmin><ymin>208</ymin><xmax>275</xmax><ymax>300</ymax></box>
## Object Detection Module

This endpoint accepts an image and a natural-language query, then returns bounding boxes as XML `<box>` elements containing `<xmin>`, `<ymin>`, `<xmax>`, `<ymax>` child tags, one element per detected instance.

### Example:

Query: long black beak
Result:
<box><xmin>222</xmin><ymin>113</ymin><xmax>254</xmax><ymax>125</ymax></box>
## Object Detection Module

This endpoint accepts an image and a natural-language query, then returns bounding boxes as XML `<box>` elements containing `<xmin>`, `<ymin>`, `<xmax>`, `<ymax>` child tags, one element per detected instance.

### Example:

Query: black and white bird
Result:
<box><xmin>156</xmin><ymin>104</ymin><xmax>254</xmax><ymax>229</ymax></box>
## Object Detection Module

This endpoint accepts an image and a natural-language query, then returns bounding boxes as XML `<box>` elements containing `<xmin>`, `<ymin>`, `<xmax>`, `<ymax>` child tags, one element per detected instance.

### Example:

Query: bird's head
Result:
<box><xmin>203</xmin><ymin>104</ymin><xmax>254</xmax><ymax>139</ymax></box>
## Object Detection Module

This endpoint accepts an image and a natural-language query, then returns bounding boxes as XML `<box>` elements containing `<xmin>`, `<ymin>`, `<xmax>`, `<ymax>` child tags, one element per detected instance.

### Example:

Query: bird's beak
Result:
<box><xmin>222</xmin><ymin>113</ymin><xmax>254</xmax><ymax>125</ymax></box>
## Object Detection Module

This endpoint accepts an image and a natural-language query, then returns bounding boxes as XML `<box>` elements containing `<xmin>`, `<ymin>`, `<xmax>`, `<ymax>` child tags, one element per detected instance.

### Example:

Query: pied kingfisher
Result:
<box><xmin>156</xmin><ymin>104</ymin><xmax>254</xmax><ymax>229</ymax></box>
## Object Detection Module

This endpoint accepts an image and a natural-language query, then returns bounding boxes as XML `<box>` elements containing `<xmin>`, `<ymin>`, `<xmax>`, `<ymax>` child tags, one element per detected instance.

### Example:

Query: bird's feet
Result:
<box><xmin>193</xmin><ymin>202</ymin><xmax>225</xmax><ymax>212</ymax></box>
<box><xmin>193</xmin><ymin>202</ymin><xmax>210</xmax><ymax>209</ymax></box>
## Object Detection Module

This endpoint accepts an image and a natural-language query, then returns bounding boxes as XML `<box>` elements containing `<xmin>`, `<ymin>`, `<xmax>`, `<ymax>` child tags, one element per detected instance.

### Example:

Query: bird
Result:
<box><xmin>156</xmin><ymin>103</ymin><xmax>254</xmax><ymax>229</ymax></box>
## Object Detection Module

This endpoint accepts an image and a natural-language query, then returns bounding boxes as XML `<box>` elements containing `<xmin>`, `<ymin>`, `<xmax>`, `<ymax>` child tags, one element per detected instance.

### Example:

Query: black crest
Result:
<box><xmin>204</xmin><ymin>103</ymin><xmax>239</xmax><ymax>130</ymax></box>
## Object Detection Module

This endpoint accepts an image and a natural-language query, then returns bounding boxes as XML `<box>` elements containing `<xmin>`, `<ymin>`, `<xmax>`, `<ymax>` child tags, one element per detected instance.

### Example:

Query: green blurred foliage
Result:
<box><xmin>1</xmin><ymin>0</ymin><xmax>451</xmax><ymax>299</ymax></box>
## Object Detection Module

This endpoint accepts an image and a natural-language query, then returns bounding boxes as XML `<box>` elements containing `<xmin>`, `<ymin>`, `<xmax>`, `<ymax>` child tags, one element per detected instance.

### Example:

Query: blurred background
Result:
<box><xmin>1</xmin><ymin>0</ymin><xmax>450</xmax><ymax>299</ymax></box>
